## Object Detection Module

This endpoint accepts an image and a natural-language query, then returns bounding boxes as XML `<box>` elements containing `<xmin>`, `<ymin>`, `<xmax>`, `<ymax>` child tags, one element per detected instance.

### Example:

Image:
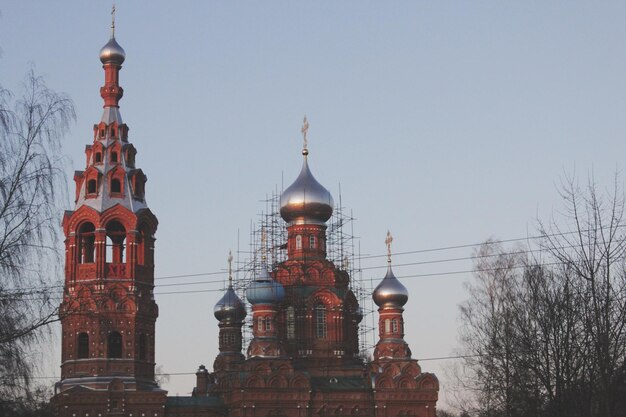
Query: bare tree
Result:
<box><xmin>456</xmin><ymin>175</ymin><xmax>626</xmax><ymax>417</ymax></box>
<box><xmin>538</xmin><ymin>175</ymin><xmax>626</xmax><ymax>417</ymax></box>
<box><xmin>0</xmin><ymin>70</ymin><xmax>75</xmax><ymax>407</ymax></box>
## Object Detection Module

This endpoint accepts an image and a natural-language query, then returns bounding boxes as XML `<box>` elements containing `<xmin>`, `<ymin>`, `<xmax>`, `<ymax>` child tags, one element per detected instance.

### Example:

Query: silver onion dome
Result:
<box><xmin>99</xmin><ymin>37</ymin><xmax>126</xmax><ymax>65</ymax></box>
<box><xmin>280</xmin><ymin>154</ymin><xmax>334</xmax><ymax>225</ymax></box>
<box><xmin>214</xmin><ymin>285</ymin><xmax>247</xmax><ymax>323</ymax></box>
<box><xmin>246</xmin><ymin>265</ymin><xmax>285</xmax><ymax>305</ymax></box>
<box><xmin>373</xmin><ymin>264</ymin><xmax>408</xmax><ymax>308</ymax></box>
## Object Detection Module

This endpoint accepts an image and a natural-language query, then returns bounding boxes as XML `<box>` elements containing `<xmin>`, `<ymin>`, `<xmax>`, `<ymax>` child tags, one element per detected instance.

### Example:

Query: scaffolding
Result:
<box><xmin>233</xmin><ymin>186</ymin><xmax>376</xmax><ymax>360</ymax></box>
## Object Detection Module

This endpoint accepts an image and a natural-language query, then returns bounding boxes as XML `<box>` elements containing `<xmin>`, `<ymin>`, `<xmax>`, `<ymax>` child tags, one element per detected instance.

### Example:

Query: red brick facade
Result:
<box><xmin>52</xmin><ymin>29</ymin><xmax>438</xmax><ymax>417</ymax></box>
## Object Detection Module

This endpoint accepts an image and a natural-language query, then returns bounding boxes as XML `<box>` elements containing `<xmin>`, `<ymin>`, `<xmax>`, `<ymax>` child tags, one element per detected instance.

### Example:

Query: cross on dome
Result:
<box><xmin>385</xmin><ymin>230</ymin><xmax>393</xmax><ymax>263</ymax></box>
<box><xmin>301</xmin><ymin>116</ymin><xmax>309</xmax><ymax>156</ymax></box>
<box><xmin>227</xmin><ymin>250</ymin><xmax>233</xmax><ymax>285</ymax></box>
<box><xmin>111</xmin><ymin>4</ymin><xmax>116</xmax><ymax>37</ymax></box>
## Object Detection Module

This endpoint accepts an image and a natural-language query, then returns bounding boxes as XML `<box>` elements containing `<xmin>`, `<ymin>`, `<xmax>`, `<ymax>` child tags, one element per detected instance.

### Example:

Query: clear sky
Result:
<box><xmin>2</xmin><ymin>0</ymin><xmax>626</xmax><ymax>407</ymax></box>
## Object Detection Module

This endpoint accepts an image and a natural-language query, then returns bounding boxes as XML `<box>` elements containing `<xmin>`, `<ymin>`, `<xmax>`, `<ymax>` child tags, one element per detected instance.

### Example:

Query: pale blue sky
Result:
<box><xmin>2</xmin><ymin>1</ymin><xmax>626</xmax><ymax>406</ymax></box>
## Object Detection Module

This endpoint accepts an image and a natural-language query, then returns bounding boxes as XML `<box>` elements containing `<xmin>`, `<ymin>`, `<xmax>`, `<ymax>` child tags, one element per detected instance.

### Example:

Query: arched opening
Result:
<box><xmin>138</xmin><ymin>333</ymin><xmax>147</xmax><ymax>360</ymax></box>
<box><xmin>77</xmin><ymin>222</ymin><xmax>95</xmax><ymax>264</ymax></box>
<box><xmin>94</xmin><ymin>152</ymin><xmax>102</xmax><ymax>163</ymax></box>
<box><xmin>286</xmin><ymin>306</ymin><xmax>295</xmax><ymax>339</ymax></box>
<box><xmin>309</xmin><ymin>235</ymin><xmax>316</xmax><ymax>249</ymax></box>
<box><xmin>111</xmin><ymin>127</ymin><xmax>116</xmax><ymax>137</ymax></box>
<box><xmin>315</xmin><ymin>304</ymin><xmax>327</xmax><ymax>339</ymax></box>
<box><xmin>77</xmin><ymin>332</ymin><xmax>89</xmax><ymax>359</ymax></box>
<box><xmin>265</xmin><ymin>316</ymin><xmax>272</xmax><ymax>331</ymax></box>
<box><xmin>385</xmin><ymin>319</ymin><xmax>391</xmax><ymax>333</ymax></box>
<box><xmin>257</xmin><ymin>317</ymin><xmax>265</xmax><ymax>332</ymax></box>
<box><xmin>110</xmin><ymin>151</ymin><xmax>118</xmax><ymax>163</ymax></box>
<box><xmin>87</xmin><ymin>179</ymin><xmax>97</xmax><ymax>195</ymax></box>
<box><xmin>296</xmin><ymin>235</ymin><xmax>302</xmax><ymax>250</ymax></box>
<box><xmin>110</xmin><ymin>178</ymin><xmax>121</xmax><ymax>194</ymax></box>
<box><xmin>105</xmin><ymin>221</ymin><xmax>126</xmax><ymax>264</ymax></box>
<box><xmin>136</xmin><ymin>223</ymin><xmax>153</xmax><ymax>266</ymax></box>
<box><xmin>107</xmin><ymin>331</ymin><xmax>122</xmax><ymax>358</ymax></box>
<box><xmin>392</xmin><ymin>318</ymin><xmax>399</xmax><ymax>333</ymax></box>
<box><xmin>100</xmin><ymin>129</ymin><xmax>105</xmax><ymax>138</ymax></box>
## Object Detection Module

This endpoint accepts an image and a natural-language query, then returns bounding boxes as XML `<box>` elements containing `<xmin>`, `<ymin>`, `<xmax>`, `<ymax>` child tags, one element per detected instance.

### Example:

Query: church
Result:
<box><xmin>50</xmin><ymin>22</ymin><xmax>439</xmax><ymax>417</ymax></box>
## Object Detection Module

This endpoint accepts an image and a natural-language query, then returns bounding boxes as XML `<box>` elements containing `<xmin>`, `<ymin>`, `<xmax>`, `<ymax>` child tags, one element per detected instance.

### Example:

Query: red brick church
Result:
<box><xmin>51</xmin><ymin>22</ymin><xmax>439</xmax><ymax>417</ymax></box>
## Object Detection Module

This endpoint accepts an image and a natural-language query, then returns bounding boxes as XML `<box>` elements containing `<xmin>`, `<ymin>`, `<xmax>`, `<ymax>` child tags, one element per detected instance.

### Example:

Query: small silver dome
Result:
<box><xmin>373</xmin><ymin>264</ymin><xmax>408</xmax><ymax>308</ymax></box>
<box><xmin>99</xmin><ymin>37</ymin><xmax>126</xmax><ymax>65</ymax></box>
<box><xmin>246</xmin><ymin>266</ymin><xmax>285</xmax><ymax>305</ymax></box>
<box><xmin>214</xmin><ymin>285</ymin><xmax>246</xmax><ymax>322</ymax></box>
<box><xmin>280</xmin><ymin>155</ymin><xmax>333</xmax><ymax>225</ymax></box>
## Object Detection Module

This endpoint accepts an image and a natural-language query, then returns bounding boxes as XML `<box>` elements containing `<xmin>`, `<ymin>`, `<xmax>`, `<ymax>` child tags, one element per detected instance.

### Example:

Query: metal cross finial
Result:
<box><xmin>227</xmin><ymin>250</ymin><xmax>233</xmax><ymax>285</ymax></box>
<box><xmin>301</xmin><ymin>116</ymin><xmax>309</xmax><ymax>154</ymax></box>
<box><xmin>261</xmin><ymin>227</ymin><xmax>267</xmax><ymax>263</ymax></box>
<box><xmin>111</xmin><ymin>4</ymin><xmax>116</xmax><ymax>37</ymax></box>
<box><xmin>385</xmin><ymin>230</ymin><xmax>393</xmax><ymax>263</ymax></box>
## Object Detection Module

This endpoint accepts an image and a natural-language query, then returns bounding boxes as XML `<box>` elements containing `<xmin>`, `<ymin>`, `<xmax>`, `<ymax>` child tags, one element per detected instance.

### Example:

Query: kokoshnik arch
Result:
<box><xmin>51</xmin><ymin>19</ymin><xmax>439</xmax><ymax>417</ymax></box>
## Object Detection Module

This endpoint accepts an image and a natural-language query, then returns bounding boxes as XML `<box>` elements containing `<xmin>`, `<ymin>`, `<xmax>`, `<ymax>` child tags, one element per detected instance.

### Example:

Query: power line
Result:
<box><xmin>0</xmin><ymin>235</ymin><xmax>589</xmax><ymax>296</ymax></box>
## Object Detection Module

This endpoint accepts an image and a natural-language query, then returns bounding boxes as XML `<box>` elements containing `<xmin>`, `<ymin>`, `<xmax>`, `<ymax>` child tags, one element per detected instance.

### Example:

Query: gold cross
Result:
<box><xmin>385</xmin><ymin>230</ymin><xmax>393</xmax><ymax>263</ymax></box>
<box><xmin>301</xmin><ymin>116</ymin><xmax>309</xmax><ymax>152</ymax></box>
<box><xmin>227</xmin><ymin>250</ymin><xmax>233</xmax><ymax>285</ymax></box>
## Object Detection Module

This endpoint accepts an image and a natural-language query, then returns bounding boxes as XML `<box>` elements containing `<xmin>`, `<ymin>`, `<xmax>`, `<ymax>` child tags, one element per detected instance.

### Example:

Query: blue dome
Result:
<box><xmin>246</xmin><ymin>266</ymin><xmax>285</xmax><ymax>305</ymax></box>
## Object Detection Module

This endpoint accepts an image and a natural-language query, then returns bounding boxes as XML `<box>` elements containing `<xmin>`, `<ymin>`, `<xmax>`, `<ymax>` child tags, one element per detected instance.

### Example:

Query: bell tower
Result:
<box><xmin>53</xmin><ymin>11</ymin><xmax>166</xmax><ymax>417</ymax></box>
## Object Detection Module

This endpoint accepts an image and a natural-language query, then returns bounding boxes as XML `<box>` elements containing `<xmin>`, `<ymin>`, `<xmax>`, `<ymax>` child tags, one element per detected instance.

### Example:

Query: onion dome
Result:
<box><xmin>373</xmin><ymin>264</ymin><xmax>408</xmax><ymax>308</ymax></box>
<box><xmin>280</xmin><ymin>151</ymin><xmax>334</xmax><ymax>225</ymax></box>
<box><xmin>373</xmin><ymin>231</ymin><xmax>408</xmax><ymax>308</ymax></box>
<box><xmin>246</xmin><ymin>265</ymin><xmax>285</xmax><ymax>305</ymax></box>
<box><xmin>214</xmin><ymin>251</ymin><xmax>247</xmax><ymax>322</ymax></box>
<box><xmin>214</xmin><ymin>285</ymin><xmax>247</xmax><ymax>322</ymax></box>
<box><xmin>99</xmin><ymin>37</ymin><xmax>126</xmax><ymax>65</ymax></box>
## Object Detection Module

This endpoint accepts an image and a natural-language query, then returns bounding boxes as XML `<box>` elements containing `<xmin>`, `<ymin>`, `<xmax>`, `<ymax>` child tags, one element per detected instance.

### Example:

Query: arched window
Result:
<box><xmin>392</xmin><ymin>319</ymin><xmax>399</xmax><ymax>333</ymax></box>
<box><xmin>78</xmin><ymin>222</ymin><xmax>95</xmax><ymax>264</ymax></box>
<box><xmin>87</xmin><ymin>179</ymin><xmax>97</xmax><ymax>194</ymax></box>
<box><xmin>100</xmin><ymin>129</ymin><xmax>105</xmax><ymax>138</ymax></box>
<box><xmin>385</xmin><ymin>319</ymin><xmax>391</xmax><ymax>333</ymax></box>
<box><xmin>286</xmin><ymin>307</ymin><xmax>295</xmax><ymax>340</ymax></box>
<box><xmin>139</xmin><ymin>333</ymin><xmax>147</xmax><ymax>360</ymax></box>
<box><xmin>105</xmin><ymin>221</ymin><xmax>126</xmax><ymax>264</ymax></box>
<box><xmin>265</xmin><ymin>317</ymin><xmax>272</xmax><ymax>331</ymax></box>
<box><xmin>94</xmin><ymin>152</ymin><xmax>102</xmax><ymax>163</ymax></box>
<box><xmin>258</xmin><ymin>317</ymin><xmax>264</xmax><ymax>332</ymax></box>
<box><xmin>111</xmin><ymin>178</ymin><xmax>121</xmax><ymax>194</ymax></box>
<box><xmin>315</xmin><ymin>304</ymin><xmax>327</xmax><ymax>339</ymax></box>
<box><xmin>309</xmin><ymin>235</ymin><xmax>316</xmax><ymax>249</ymax></box>
<box><xmin>111</xmin><ymin>127</ymin><xmax>116</xmax><ymax>137</ymax></box>
<box><xmin>296</xmin><ymin>235</ymin><xmax>302</xmax><ymax>250</ymax></box>
<box><xmin>107</xmin><ymin>331</ymin><xmax>122</xmax><ymax>358</ymax></box>
<box><xmin>77</xmin><ymin>332</ymin><xmax>89</xmax><ymax>359</ymax></box>
<box><xmin>110</xmin><ymin>151</ymin><xmax>118</xmax><ymax>163</ymax></box>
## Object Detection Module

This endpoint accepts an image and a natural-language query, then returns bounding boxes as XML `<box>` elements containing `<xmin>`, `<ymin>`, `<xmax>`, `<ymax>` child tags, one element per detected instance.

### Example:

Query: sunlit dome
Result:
<box><xmin>373</xmin><ymin>264</ymin><xmax>408</xmax><ymax>308</ymax></box>
<box><xmin>99</xmin><ymin>37</ymin><xmax>126</xmax><ymax>65</ymax></box>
